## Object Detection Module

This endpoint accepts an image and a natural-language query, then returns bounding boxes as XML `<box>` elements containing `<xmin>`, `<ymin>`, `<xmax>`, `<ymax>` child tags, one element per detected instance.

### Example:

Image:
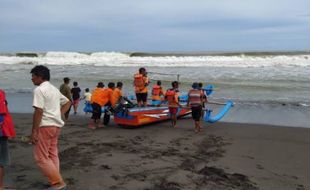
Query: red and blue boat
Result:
<box><xmin>84</xmin><ymin>84</ymin><xmax>233</xmax><ymax>127</ymax></box>
<box><xmin>114</xmin><ymin>105</ymin><xmax>191</xmax><ymax>127</ymax></box>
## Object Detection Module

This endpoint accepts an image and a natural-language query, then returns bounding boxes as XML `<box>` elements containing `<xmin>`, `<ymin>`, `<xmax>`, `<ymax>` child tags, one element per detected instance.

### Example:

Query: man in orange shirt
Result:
<box><xmin>102</xmin><ymin>82</ymin><xmax>115</xmax><ymax>126</ymax></box>
<box><xmin>89</xmin><ymin>82</ymin><xmax>106</xmax><ymax>129</ymax></box>
<box><xmin>111</xmin><ymin>82</ymin><xmax>123</xmax><ymax>108</ymax></box>
<box><xmin>134</xmin><ymin>67</ymin><xmax>149</xmax><ymax>107</ymax></box>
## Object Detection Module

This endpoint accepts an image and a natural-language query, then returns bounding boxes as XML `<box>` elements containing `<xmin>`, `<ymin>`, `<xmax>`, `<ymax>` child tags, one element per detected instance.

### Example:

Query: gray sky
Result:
<box><xmin>0</xmin><ymin>0</ymin><xmax>309</xmax><ymax>52</ymax></box>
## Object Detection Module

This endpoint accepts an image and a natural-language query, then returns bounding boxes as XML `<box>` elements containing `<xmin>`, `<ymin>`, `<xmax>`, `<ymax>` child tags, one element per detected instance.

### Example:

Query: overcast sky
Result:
<box><xmin>0</xmin><ymin>0</ymin><xmax>309</xmax><ymax>52</ymax></box>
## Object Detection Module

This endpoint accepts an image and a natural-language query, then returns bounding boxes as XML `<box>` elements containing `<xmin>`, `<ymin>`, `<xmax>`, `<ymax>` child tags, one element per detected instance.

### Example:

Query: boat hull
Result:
<box><xmin>114</xmin><ymin>106</ymin><xmax>191</xmax><ymax>127</ymax></box>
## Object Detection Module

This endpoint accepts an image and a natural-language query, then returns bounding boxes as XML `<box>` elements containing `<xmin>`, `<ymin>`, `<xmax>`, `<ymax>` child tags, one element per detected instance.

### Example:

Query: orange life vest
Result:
<box><xmin>111</xmin><ymin>88</ymin><xmax>122</xmax><ymax>107</ymax></box>
<box><xmin>134</xmin><ymin>73</ymin><xmax>145</xmax><ymax>90</ymax></box>
<box><xmin>91</xmin><ymin>88</ymin><xmax>107</xmax><ymax>106</ymax></box>
<box><xmin>152</xmin><ymin>85</ymin><xmax>161</xmax><ymax>96</ymax></box>
<box><xmin>152</xmin><ymin>85</ymin><xmax>163</xmax><ymax>101</ymax></box>
<box><xmin>165</xmin><ymin>89</ymin><xmax>178</xmax><ymax>107</ymax></box>
<box><xmin>188</xmin><ymin>89</ymin><xmax>203</xmax><ymax>107</ymax></box>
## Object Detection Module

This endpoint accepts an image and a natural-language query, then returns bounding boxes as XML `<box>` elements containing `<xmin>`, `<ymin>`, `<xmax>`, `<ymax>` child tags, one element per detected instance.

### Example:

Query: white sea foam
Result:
<box><xmin>0</xmin><ymin>51</ymin><xmax>310</xmax><ymax>68</ymax></box>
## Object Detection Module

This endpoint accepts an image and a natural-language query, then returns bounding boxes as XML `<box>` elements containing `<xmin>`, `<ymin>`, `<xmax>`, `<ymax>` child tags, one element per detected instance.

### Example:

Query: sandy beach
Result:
<box><xmin>4</xmin><ymin>113</ymin><xmax>310</xmax><ymax>190</ymax></box>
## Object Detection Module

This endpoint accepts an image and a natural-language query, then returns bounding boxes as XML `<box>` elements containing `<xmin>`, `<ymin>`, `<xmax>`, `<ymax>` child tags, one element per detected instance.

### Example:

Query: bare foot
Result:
<box><xmin>88</xmin><ymin>125</ymin><xmax>96</xmax><ymax>130</ymax></box>
<box><xmin>45</xmin><ymin>183</ymin><xmax>67</xmax><ymax>190</ymax></box>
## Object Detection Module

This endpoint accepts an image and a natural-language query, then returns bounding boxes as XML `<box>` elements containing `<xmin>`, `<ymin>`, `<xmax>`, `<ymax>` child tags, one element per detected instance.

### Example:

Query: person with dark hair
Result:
<box><xmin>30</xmin><ymin>65</ymin><xmax>71</xmax><ymax>190</ymax></box>
<box><xmin>165</xmin><ymin>81</ymin><xmax>181</xmax><ymax>128</ymax></box>
<box><xmin>187</xmin><ymin>82</ymin><xmax>205</xmax><ymax>133</ymax></box>
<box><xmin>151</xmin><ymin>80</ymin><xmax>165</xmax><ymax>106</ymax></box>
<box><xmin>111</xmin><ymin>82</ymin><xmax>123</xmax><ymax>108</ymax></box>
<box><xmin>89</xmin><ymin>82</ymin><xmax>105</xmax><ymax>129</ymax></box>
<box><xmin>71</xmin><ymin>81</ymin><xmax>81</xmax><ymax>115</ymax></box>
<box><xmin>83</xmin><ymin>88</ymin><xmax>92</xmax><ymax>104</ymax></box>
<box><xmin>30</xmin><ymin>65</ymin><xmax>51</xmax><ymax>81</ymax></box>
<box><xmin>60</xmin><ymin>77</ymin><xmax>72</xmax><ymax>121</ymax></box>
<box><xmin>102</xmin><ymin>82</ymin><xmax>115</xmax><ymax>126</ymax></box>
<box><xmin>134</xmin><ymin>67</ymin><xmax>149</xmax><ymax>107</ymax></box>
<box><xmin>0</xmin><ymin>89</ymin><xmax>16</xmax><ymax>190</ymax></box>
<box><xmin>198</xmin><ymin>82</ymin><xmax>207</xmax><ymax>108</ymax></box>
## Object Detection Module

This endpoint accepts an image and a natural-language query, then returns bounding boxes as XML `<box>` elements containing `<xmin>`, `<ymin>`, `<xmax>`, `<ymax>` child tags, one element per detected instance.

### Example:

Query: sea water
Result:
<box><xmin>1</xmin><ymin>51</ymin><xmax>310</xmax><ymax>127</ymax></box>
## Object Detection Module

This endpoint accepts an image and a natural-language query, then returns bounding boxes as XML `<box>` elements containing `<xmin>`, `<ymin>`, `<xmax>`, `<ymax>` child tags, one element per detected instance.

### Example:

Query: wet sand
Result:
<box><xmin>4</xmin><ymin>113</ymin><xmax>310</xmax><ymax>190</ymax></box>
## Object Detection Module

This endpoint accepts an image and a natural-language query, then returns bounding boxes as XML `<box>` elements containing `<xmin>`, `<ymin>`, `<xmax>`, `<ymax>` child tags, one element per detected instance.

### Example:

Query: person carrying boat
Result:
<box><xmin>134</xmin><ymin>67</ymin><xmax>149</xmax><ymax>107</ymax></box>
<box><xmin>102</xmin><ymin>82</ymin><xmax>115</xmax><ymax>126</ymax></box>
<box><xmin>187</xmin><ymin>82</ymin><xmax>205</xmax><ymax>133</ymax></box>
<box><xmin>151</xmin><ymin>80</ymin><xmax>165</xmax><ymax>106</ymax></box>
<box><xmin>165</xmin><ymin>81</ymin><xmax>181</xmax><ymax>128</ymax></box>
<box><xmin>111</xmin><ymin>82</ymin><xmax>123</xmax><ymax>108</ymax></box>
<box><xmin>89</xmin><ymin>82</ymin><xmax>105</xmax><ymax>129</ymax></box>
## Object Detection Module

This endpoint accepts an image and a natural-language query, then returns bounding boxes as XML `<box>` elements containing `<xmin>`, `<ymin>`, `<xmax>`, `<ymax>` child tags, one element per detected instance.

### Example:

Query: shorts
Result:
<box><xmin>136</xmin><ymin>93</ymin><xmax>148</xmax><ymax>103</ymax></box>
<box><xmin>73</xmin><ymin>99</ymin><xmax>80</xmax><ymax>105</ymax></box>
<box><xmin>168</xmin><ymin>107</ymin><xmax>178</xmax><ymax>115</ymax></box>
<box><xmin>191</xmin><ymin>105</ymin><xmax>202</xmax><ymax>121</ymax></box>
<box><xmin>0</xmin><ymin>137</ymin><xmax>9</xmax><ymax>166</ymax></box>
<box><xmin>91</xmin><ymin>103</ymin><xmax>102</xmax><ymax>120</ymax></box>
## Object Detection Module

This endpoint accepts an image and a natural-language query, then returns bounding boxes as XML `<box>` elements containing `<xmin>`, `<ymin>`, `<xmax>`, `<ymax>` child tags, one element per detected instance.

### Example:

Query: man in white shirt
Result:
<box><xmin>30</xmin><ymin>65</ymin><xmax>71</xmax><ymax>190</ymax></box>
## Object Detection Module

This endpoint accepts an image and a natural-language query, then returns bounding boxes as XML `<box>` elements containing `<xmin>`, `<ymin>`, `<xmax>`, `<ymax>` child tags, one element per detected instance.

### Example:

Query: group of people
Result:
<box><xmin>88</xmin><ymin>81</ymin><xmax>123</xmax><ymax>129</ymax></box>
<box><xmin>59</xmin><ymin>77</ymin><xmax>89</xmax><ymax>120</ymax></box>
<box><xmin>0</xmin><ymin>65</ymin><xmax>207</xmax><ymax>190</ymax></box>
<box><xmin>85</xmin><ymin>67</ymin><xmax>207</xmax><ymax>132</ymax></box>
<box><xmin>133</xmin><ymin>67</ymin><xmax>207</xmax><ymax>132</ymax></box>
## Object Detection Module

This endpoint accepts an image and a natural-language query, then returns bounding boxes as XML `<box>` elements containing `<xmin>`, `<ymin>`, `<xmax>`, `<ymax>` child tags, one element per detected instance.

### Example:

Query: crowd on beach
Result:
<box><xmin>0</xmin><ymin>65</ymin><xmax>207</xmax><ymax>190</ymax></box>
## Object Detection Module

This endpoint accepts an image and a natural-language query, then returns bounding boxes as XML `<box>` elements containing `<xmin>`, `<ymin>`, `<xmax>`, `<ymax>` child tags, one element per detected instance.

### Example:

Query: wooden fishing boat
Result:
<box><xmin>113</xmin><ymin>101</ymin><xmax>191</xmax><ymax>127</ymax></box>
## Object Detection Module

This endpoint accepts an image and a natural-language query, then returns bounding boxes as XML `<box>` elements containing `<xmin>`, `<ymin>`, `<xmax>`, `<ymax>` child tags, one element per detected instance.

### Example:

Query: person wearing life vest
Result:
<box><xmin>134</xmin><ymin>67</ymin><xmax>149</xmax><ymax>107</ymax></box>
<box><xmin>187</xmin><ymin>82</ymin><xmax>205</xmax><ymax>133</ymax></box>
<box><xmin>89</xmin><ymin>82</ymin><xmax>106</xmax><ymax>129</ymax></box>
<box><xmin>151</xmin><ymin>80</ymin><xmax>165</xmax><ymax>106</ymax></box>
<box><xmin>0</xmin><ymin>89</ymin><xmax>16</xmax><ymax>190</ymax></box>
<box><xmin>111</xmin><ymin>82</ymin><xmax>123</xmax><ymax>108</ymax></box>
<box><xmin>102</xmin><ymin>82</ymin><xmax>115</xmax><ymax>126</ymax></box>
<box><xmin>165</xmin><ymin>81</ymin><xmax>181</xmax><ymax>128</ymax></box>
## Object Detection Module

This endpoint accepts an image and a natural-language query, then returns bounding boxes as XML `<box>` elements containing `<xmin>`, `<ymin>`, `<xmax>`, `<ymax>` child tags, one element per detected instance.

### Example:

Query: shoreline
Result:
<box><xmin>4</xmin><ymin>113</ymin><xmax>310</xmax><ymax>189</ymax></box>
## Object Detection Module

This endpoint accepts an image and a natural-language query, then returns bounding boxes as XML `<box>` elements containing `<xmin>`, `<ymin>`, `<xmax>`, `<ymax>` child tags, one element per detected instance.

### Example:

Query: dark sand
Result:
<box><xmin>4</xmin><ymin>113</ymin><xmax>310</xmax><ymax>190</ymax></box>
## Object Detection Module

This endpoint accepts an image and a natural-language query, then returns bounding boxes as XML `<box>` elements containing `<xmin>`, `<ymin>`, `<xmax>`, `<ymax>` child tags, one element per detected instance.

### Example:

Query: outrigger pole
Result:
<box><xmin>147</xmin><ymin>71</ymin><xmax>180</xmax><ymax>82</ymax></box>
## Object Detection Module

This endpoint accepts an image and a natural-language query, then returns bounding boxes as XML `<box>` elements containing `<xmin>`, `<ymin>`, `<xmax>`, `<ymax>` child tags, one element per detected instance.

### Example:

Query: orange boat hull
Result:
<box><xmin>114</xmin><ymin>106</ymin><xmax>191</xmax><ymax>127</ymax></box>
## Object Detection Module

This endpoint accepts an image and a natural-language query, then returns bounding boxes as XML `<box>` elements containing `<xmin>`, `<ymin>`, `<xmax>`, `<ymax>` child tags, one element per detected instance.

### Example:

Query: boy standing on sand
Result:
<box><xmin>165</xmin><ymin>81</ymin><xmax>181</xmax><ymax>128</ymax></box>
<box><xmin>0</xmin><ymin>89</ymin><xmax>16</xmax><ymax>190</ymax></box>
<box><xmin>187</xmin><ymin>82</ymin><xmax>205</xmax><ymax>132</ymax></box>
<box><xmin>71</xmin><ymin>81</ymin><xmax>81</xmax><ymax>115</ymax></box>
<box><xmin>30</xmin><ymin>65</ymin><xmax>71</xmax><ymax>190</ymax></box>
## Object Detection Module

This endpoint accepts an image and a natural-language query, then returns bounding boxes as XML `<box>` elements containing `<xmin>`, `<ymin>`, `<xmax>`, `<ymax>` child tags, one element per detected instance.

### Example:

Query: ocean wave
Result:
<box><xmin>4</xmin><ymin>88</ymin><xmax>33</xmax><ymax>94</ymax></box>
<box><xmin>0</xmin><ymin>51</ymin><xmax>310</xmax><ymax>68</ymax></box>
